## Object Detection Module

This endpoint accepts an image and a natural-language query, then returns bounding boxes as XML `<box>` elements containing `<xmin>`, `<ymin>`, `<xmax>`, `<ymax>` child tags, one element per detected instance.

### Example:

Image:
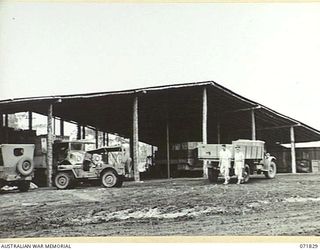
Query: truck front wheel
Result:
<box><xmin>264</xmin><ymin>161</ymin><xmax>277</xmax><ymax>179</ymax></box>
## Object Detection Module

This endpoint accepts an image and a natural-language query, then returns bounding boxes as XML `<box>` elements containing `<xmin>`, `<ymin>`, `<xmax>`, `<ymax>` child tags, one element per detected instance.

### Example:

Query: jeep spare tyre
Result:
<box><xmin>16</xmin><ymin>157</ymin><xmax>34</xmax><ymax>176</ymax></box>
<box><xmin>101</xmin><ymin>170</ymin><xmax>118</xmax><ymax>188</ymax></box>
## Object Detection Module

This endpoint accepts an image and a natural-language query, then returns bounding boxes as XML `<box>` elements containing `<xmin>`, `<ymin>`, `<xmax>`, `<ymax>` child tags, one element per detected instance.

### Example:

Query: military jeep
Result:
<box><xmin>53</xmin><ymin>141</ymin><xmax>127</xmax><ymax>189</ymax></box>
<box><xmin>0</xmin><ymin>144</ymin><xmax>35</xmax><ymax>192</ymax></box>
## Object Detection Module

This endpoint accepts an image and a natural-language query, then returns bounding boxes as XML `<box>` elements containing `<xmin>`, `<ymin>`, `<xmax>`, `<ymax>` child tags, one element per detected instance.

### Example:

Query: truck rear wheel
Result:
<box><xmin>213</xmin><ymin>169</ymin><xmax>219</xmax><ymax>183</ymax></box>
<box><xmin>208</xmin><ymin>168</ymin><xmax>213</xmax><ymax>183</ymax></box>
<box><xmin>55</xmin><ymin>172</ymin><xmax>72</xmax><ymax>189</ymax></box>
<box><xmin>242</xmin><ymin>164</ymin><xmax>250</xmax><ymax>183</ymax></box>
<box><xmin>264</xmin><ymin>161</ymin><xmax>277</xmax><ymax>179</ymax></box>
<box><xmin>208</xmin><ymin>168</ymin><xmax>219</xmax><ymax>183</ymax></box>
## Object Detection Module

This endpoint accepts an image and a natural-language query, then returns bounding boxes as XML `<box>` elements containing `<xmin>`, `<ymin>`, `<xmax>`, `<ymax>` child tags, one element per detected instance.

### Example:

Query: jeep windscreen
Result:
<box><xmin>108</xmin><ymin>152</ymin><xmax>121</xmax><ymax>165</ymax></box>
<box><xmin>70</xmin><ymin>143</ymin><xmax>84</xmax><ymax>151</ymax></box>
<box><xmin>53</xmin><ymin>143</ymin><xmax>69</xmax><ymax>162</ymax></box>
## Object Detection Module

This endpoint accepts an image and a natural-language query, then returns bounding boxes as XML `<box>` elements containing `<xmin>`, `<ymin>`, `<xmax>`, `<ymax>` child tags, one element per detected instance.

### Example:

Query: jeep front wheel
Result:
<box><xmin>101</xmin><ymin>170</ymin><xmax>118</xmax><ymax>188</ymax></box>
<box><xmin>54</xmin><ymin>172</ymin><xmax>71</xmax><ymax>189</ymax></box>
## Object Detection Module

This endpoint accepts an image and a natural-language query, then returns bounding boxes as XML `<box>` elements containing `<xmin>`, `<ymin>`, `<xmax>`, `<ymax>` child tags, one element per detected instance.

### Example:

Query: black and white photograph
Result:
<box><xmin>1</xmin><ymin>1</ymin><xmax>320</xmax><ymax>245</ymax></box>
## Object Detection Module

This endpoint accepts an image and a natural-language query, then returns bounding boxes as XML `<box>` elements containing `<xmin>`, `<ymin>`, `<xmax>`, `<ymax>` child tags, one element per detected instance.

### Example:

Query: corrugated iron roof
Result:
<box><xmin>0</xmin><ymin>80</ymin><xmax>319</xmax><ymax>144</ymax></box>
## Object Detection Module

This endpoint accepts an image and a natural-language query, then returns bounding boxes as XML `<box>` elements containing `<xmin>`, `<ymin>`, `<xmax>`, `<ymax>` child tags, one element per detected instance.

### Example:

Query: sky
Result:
<box><xmin>1</xmin><ymin>2</ymin><xmax>320</xmax><ymax>132</ymax></box>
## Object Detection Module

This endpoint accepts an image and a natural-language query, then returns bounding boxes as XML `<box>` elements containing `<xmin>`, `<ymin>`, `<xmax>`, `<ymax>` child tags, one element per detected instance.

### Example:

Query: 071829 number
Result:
<box><xmin>300</xmin><ymin>244</ymin><xmax>319</xmax><ymax>248</ymax></box>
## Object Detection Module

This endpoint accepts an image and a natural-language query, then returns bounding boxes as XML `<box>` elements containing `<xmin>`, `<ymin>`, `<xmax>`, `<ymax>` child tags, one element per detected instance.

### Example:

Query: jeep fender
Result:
<box><xmin>100</xmin><ymin>167</ymin><xmax>120</xmax><ymax>177</ymax></box>
<box><xmin>56</xmin><ymin>165</ymin><xmax>78</xmax><ymax>178</ymax></box>
<box><xmin>102</xmin><ymin>163</ymin><xmax>125</xmax><ymax>176</ymax></box>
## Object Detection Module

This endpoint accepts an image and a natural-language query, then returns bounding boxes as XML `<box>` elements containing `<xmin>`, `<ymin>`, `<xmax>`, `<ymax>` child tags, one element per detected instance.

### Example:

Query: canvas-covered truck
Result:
<box><xmin>197</xmin><ymin>140</ymin><xmax>277</xmax><ymax>183</ymax></box>
<box><xmin>0</xmin><ymin>144</ymin><xmax>35</xmax><ymax>192</ymax></box>
<box><xmin>53</xmin><ymin>141</ymin><xmax>128</xmax><ymax>189</ymax></box>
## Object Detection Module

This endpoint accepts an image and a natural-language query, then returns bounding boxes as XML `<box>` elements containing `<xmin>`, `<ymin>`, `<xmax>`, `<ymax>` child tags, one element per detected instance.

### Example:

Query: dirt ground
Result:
<box><xmin>1</xmin><ymin>173</ymin><xmax>320</xmax><ymax>238</ymax></box>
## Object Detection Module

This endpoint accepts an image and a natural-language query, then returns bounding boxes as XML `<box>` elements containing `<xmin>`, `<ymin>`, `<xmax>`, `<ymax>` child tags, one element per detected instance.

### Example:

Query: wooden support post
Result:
<box><xmin>133</xmin><ymin>96</ymin><xmax>140</xmax><ymax>182</ymax></box>
<box><xmin>151</xmin><ymin>145</ymin><xmax>154</xmax><ymax>166</ymax></box>
<box><xmin>217</xmin><ymin>121</ymin><xmax>221</xmax><ymax>144</ymax></box>
<box><xmin>251</xmin><ymin>109</ymin><xmax>256</xmax><ymax>140</ymax></box>
<box><xmin>102</xmin><ymin>132</ymin><xmax>109</xmax><ymax>163</ymax></box>
<box><xmin>4</xmin><ymin>114</ymin><xmax>9</xmax><ymax>143</ymax></box>
<box><xmin>166</xmin><ymin>121</ymin><xmax>170</xmax><ymax>179</ymax></box>
<box><xmin>47</xmin><ymin>104</ymin><xmax>53</xmax><ymax>187</ymax></box>
<box><xmin>82</xmin><ymin>126</ymin><xmax>86</xmax><ymax>139</ymax></box>
<box><xmin>95</xmin><ymin>129</ymin><xmax>99</xmax><ymax>148</ymax></box>
<box><xmin>77</xmin><ymin>124</ymin><xmax>81</xmax><ymax>140</ymax></box>
<box><xmin>0</xmin><ymin>114</ymin><xmax>3</xmax><ymax>142</ymax></box>
<box><xmin>202</xmin><ymin>86</ymin><xmax>208</xmax><ymax>178</ymax></box>
<box><xmin>129</xmin><ymin>135</ymin><xmax>133</xmax><ymax>177</ymax></box>
<box><xmin>202</xmin><ymin>87</ymin><xmax>208</xmax><ymax>144</ymax></box>
<box><xmin>105</xmin><ymin>133</ymin><xmax>109</xmax><ymax>163</ymax></box>
<box><xmin>53</xmin><ymin>117</ymin><xmax>56</xmax><ymax>135</ymax></box>
<box><xmin>102</xmin><ymin>132</ymin><xmax>106</xmax><ymax>146</ymax></box>
<box><xmin>290</xmin><ymin>126</ymin><xmax>297</xmax><ymax>174</ymax></box>
<box><xmin>60</xmin><ymin>120</ymin><xmax>64</xmax><ymax>137</ymax></box>
<box><xmin>4</xmin><ymin>114</ymin><xmax>8</xmax><ymax>127</ymax></box>
<box><xmin>28</xmin><ymin>111</ymin><xmax>33</xmax><ymax>131</ymax></box>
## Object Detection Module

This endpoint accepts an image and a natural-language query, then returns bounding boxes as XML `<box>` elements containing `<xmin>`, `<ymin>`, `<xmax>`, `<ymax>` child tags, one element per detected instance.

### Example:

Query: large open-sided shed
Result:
<box><xmin>1</xmin><ymin>81</ymin><xmax>320</xmax><ymax>184</ymax></box>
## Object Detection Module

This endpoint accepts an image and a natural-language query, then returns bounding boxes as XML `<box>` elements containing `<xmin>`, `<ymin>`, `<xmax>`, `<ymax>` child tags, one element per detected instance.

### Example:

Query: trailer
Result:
<box><xmin>197</xmin><ymin>140</ymin><xmax>277</xmax><ymax>183</ymax></box>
